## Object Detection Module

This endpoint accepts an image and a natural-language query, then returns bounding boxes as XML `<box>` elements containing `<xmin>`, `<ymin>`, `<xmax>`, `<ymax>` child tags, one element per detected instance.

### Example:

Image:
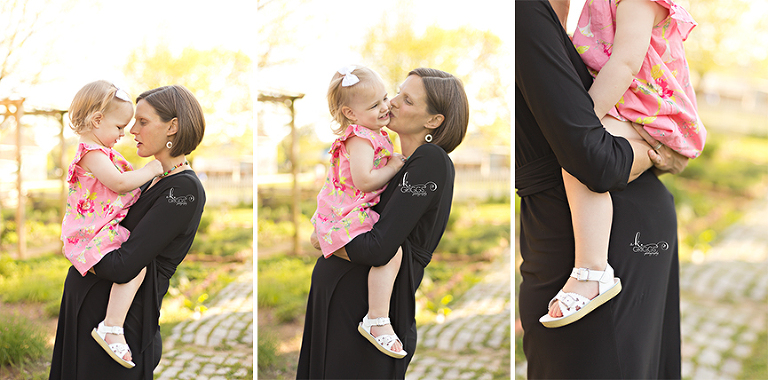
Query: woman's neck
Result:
<box><xmin>158</xmin><ymin>155</ymin><xmax>188</xmax><ymax>175</ymax></box>
<box><xmin>400</xmin><ymin>135</ymin><xmax>425</xmax><ymax>158</ymax></box>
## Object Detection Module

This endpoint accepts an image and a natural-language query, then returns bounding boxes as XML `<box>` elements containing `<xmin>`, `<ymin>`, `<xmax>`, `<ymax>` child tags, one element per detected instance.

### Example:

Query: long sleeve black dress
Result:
<box><xmin>50</xmin><ymin>171</ymin><xmax>206</xmax><ymax>380</ymax></box>
<box><xmin>516</xmin><ymin>1</ymin><xmax>681</xmax><ymax>379</ymax></box>
<box><xmin>297</xmin><ymin>143</ymin><xmax>455</xmax><ymax>379</ymax></box>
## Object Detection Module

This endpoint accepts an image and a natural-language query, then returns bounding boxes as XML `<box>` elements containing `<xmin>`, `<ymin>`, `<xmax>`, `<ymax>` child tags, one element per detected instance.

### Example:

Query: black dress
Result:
<box><xmin>297</xmin><ymin>143</ymin><xmax>455</xmax><ymax>379</ymax></box>
<box><xmin>50</xmin><ymin>171</ymin><xmax>206</xmax><ymax>380</ymax></box>
<box><xmin>516</xmin><ymin>1</ymin><xmax>681</xmax><ymax>379</ymax></box>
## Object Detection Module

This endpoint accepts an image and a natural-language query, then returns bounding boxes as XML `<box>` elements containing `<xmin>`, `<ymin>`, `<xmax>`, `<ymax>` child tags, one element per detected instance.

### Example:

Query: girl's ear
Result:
<box><xmin>341</xmin><ymin>106</ymin><xmax>357</xmax><ymax>123</ymax></box>
<box><xmin>425</xmin><ymin>113</ymin><xmax>445</xmax><ymax>130</ymax></box>
<box><xmin>91</xmin><ymin>112</ymin><xmax>103</xmax><ymax>128</ymax></box>
<box><xmin>166</xmin><ymin>117</ymin><xmax>179</xmax><ymax>136</ymax></box>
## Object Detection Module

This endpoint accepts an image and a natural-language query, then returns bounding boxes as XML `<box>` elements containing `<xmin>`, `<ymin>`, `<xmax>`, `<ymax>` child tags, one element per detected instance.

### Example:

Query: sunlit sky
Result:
<box><xmin>4</xmin><ymin>0</ymin><xmax>256</xmax><ymax>151</ymax></box>
<box><xmin>257</xmin><ymin>0</ymin><xmax>513</xmax><ymax>144</ymax></box>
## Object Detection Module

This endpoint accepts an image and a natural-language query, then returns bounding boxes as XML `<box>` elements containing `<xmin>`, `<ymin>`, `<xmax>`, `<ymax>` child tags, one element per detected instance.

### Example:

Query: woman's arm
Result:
<box><xmin>80</xmin><ymin>150</ymin><xmax>163</xmax><ymax>194</ymax></box>
<box><xmin>92</xmin><ymin>177</ymin><xmax>200</xmax><ymax>283</ymax></box>
<box><xmin>516</xmin><ymin>1</ymin><xmax>633</xmax><ymax>193</ymax></box>
<box><xmin>347</xmin><ymin>136</ymin><xmax>404</xmax><ymax>193</ymax></box>
<box><xmin>589</xmin><ymin>0</ymin><xmax>668</xmax><ymax>119</ymax></box>
<box><xmin>344</xmin><ymin>145</ymin><xmax>447</xmax><ymax>267</ymax></box>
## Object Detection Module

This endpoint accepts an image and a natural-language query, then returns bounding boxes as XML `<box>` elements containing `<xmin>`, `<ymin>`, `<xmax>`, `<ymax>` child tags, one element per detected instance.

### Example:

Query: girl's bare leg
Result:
<box><xmin>103</xmin><ymin>267</ymin><xmax>147</xmax><ymax>361</ymax></box>
<box><xmin>367</xmin><ymin>247</ymin><xmax>403</xmax><ymax>352</ymax></box>
<box><xmin>551</xmin><ymin>117</ymin><xmax>651</xmax><ymax>318</ymax></box>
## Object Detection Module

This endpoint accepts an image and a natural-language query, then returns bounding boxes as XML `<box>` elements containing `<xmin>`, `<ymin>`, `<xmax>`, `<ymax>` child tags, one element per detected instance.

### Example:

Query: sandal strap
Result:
<box><xmin>375</xmin><ymin>334</ymin><xmax>403</xmax><ymax>351</ymax></box>
<box><xmin>570</xmin><ymin>263</ymin><xmax>615</xmax><ymax>283</ymax></box>
<box><xmin>97</xmin><ymin>321</ymin><xmax>125</xmax><ymax>335</ymax></box>
<box><xmin>363</xmin><ymin>315</ymin><xmax>391</xmax><ymax>327</ymax></box>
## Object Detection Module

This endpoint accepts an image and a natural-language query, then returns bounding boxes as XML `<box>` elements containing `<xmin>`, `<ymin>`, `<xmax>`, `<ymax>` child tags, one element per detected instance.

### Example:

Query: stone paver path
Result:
<box><xmin>154</xmin><ymin>265</ymin><xmax>253</xmax><ymax>380</ymax></box>
<box><xmin>514</xmin><ymin>194</ymin><xmax>768</xmax><ymax>379</ymax></box>
<box><xmin>407</xmin><ymin>251</ymin><xmax>511</xmax><ymax>380</ymax></box>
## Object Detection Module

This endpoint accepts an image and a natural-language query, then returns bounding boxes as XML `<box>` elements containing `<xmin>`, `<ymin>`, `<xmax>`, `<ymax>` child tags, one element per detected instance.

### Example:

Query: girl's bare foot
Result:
<box><xmin>548</xmin><ymin>276</ymin><xmax>599</xmax><ymax>318</ymax></box>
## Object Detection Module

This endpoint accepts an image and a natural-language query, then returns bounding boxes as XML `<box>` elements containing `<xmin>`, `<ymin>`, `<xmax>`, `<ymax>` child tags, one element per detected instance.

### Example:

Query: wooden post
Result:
<box><xmin>59</xmin><ymin>112</ymin><xmax>66</xmax><ymax>252</ymax></box>
<box><xmin>257</xmin><ymin>91</ymin><xmax>305</xmax><ymax>255</ymax></box>
<box><xmin>14</xmin><ymin>99</ymin><xmax>26</xmax><ymax>259</ymax></box>
<box><xmin>288</xmin><ymin>98</ymin><xmax>301</xmax><ymax>255</ymax></box>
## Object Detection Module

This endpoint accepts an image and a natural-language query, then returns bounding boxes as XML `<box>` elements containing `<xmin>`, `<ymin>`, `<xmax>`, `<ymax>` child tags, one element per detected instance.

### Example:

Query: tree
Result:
<box><xmin>122</xmin><ymin>44</ymin><xmax>253</xmax><ymax>158</ymax></box>
<box><xmin>682</xmin><ymin>0</ymin><xmax>768</xmax><ymax>78</ymax></box>
<box><xmin>359</xmin><ymin>6</ymin><xmax>510</xmax><ymax>150</ymax></box>
<box><xmin>0</xmin><ymin>0</ymin><xmax>72</xmax><ymax>95</ymax></box>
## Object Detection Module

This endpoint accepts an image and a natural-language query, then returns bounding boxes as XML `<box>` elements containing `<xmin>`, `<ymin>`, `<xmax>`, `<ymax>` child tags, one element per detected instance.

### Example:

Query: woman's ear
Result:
<box><xmin>167</xmin><ymin>117</ymin><xmax>179</xmax><ymax>136</ymax></box>
<box><xmin>341</xmin><ymin>106</ymin><xmax>357</xmax><ymax>123</ymax></box>
<box><xmin>425</xmin><ymin>114</ymin><xmax>445</xmax><ymax>130</ymax></box>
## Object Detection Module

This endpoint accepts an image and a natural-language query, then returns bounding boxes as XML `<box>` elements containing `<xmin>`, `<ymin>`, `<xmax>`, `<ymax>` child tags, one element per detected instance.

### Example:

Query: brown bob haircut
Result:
<box><xmin>409</xmin><ymin>68</ymin><xmax>469</xmax><ymax>154</ymax></box>
<box><xmin>136</xmin><ymin>85</ymin><xmax>205</xmax><ymax>157</ymax></box>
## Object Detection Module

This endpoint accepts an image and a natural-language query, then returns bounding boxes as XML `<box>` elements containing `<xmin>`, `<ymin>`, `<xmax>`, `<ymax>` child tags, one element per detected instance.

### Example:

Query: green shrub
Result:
<box><xmin>190</xmin><ymin>226</ymin><xmax>252</xmax><ymax>257</ymax></box>
<box><xmin>257</xmin><ymin>257</ymin><xmax>314</xmax><ymax>323</ymax></box>
<box><xmin>0</xmin><ymin>256</ymin><xmax>68</xmax><ymax>304</ymax></box>
<box><xmin>0</xmin><ymin>313</ymin><xmax>48</xmax><ymax>367</ymax></box>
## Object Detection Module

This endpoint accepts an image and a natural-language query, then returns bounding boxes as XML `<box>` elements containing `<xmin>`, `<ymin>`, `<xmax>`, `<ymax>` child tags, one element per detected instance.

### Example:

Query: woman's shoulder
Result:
<box><xmin>412</xmin><ymin>143</ymin><xmax>450</xmax><ymax>161</ymax></box>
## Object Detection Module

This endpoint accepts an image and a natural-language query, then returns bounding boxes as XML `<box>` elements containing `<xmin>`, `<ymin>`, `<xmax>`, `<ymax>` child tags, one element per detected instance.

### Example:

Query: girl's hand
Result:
<box><xmin>145</xmin><ymin>159</ymin><xmax>164</xmax><ymax>176</ymax></box>
<box><xmin>388</xmin><ymin>153</ymin><xmax>406</xmax><ymax>171</ymax></box>
<box><xmin>631</xmin><ymin>123</ymin><xmax>688</xmax><ymax>175</ymax></box>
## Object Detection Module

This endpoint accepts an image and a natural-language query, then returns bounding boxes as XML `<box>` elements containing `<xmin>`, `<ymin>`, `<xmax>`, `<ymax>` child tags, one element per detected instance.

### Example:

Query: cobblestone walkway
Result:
<box><xmin>515</xmin><ymin>194</ymin><xmax>768</xmax><ymax>379</ymax></box>
<box><xmin>406</xmin><ymin>251</ymin><xmax>511</xmax><ymax>380</ymax></box>
<box><xmin>154</xmin><ymin>266</ymin><xmax>254</xmax><ymax>380</ymax></box>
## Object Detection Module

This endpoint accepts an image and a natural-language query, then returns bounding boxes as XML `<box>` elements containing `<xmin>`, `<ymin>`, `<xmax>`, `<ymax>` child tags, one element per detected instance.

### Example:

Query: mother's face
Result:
<box><xmin>388</xmin><ymin>75</ymin><xmax>433</xmax><ymax>137</ymax></box>
<box><xmin>130</xmin><ymin>99</ymin><xmax>173</xmax><ymax>158</ymax></box>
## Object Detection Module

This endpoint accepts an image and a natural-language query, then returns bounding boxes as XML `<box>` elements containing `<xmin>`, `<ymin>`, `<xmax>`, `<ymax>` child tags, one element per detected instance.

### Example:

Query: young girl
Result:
<box><xmin>61</xmin><ymin>80</ymin><xmax>163</xmax><ymax>366</ymax></box>
<box><xmin>540</xmin><ymin>0</ymin><xmax>706</xmax><ymax>327</ymax></box>
<box><xmin>311</xmin><ymin>65</ymin><xmax>408</xmax><ymax>358</ymax></box>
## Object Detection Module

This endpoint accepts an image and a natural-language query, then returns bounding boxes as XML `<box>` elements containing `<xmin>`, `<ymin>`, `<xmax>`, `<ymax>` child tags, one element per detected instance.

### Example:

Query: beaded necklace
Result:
<box><xmin>159</xmin><ymin>161</ymin><xmax>189</xmax><ymax>178</ymax></box>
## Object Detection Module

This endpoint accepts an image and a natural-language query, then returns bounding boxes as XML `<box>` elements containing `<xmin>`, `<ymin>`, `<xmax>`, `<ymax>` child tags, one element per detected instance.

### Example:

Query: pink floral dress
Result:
<box><xmin>61</xmin><ymin>143</ymin><xmax>141</xmax><ymax>276</ymax></box>
<box><xmin>311</xmin><ymin>124</ymin><xmax>394</xmax><ymax>258</ymax></box>
<box><xmin>572</xmin><ymin>0</ymin><xmax>706</xmax><ymax>158</ymax></box>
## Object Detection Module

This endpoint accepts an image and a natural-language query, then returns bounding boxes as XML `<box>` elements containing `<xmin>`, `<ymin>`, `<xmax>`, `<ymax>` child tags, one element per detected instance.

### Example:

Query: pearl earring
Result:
<box><xmin>166</xmin><ymin>141</ymin><xmax>173</xmax><ymax>149</ymax></box>
<box><xmin>425</xmin><ymin>134</ymin><xmax>433</xmax><ymax>143</ymax></box>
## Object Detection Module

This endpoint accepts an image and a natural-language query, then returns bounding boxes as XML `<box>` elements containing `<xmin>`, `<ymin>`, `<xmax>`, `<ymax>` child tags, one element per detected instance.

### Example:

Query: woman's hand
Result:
<box><xmin>310</xmin><ymin>230</ymin><xmax>321</xmax><ymax>250</ymax></box>
<box><xmin>631</xmin><ymin>123</ymin><xmax>688</xmax><ymax>175</ymax></box>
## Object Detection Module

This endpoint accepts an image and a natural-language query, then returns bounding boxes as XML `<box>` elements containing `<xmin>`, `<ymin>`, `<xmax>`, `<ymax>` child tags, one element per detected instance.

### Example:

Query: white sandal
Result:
<box><xmin>358</xmin><ymin>315</ymin><xmax>407</xmax><ymax>359</ymax></box>
<box><xmin>539</xmin><ymin>263</ymin><xmax>622</xmax><ymax>328</ymax></box>
<box><xmin>91</xmin><ymin>321</ymin><xmax>135</xmax><ymax>368</ymax></box>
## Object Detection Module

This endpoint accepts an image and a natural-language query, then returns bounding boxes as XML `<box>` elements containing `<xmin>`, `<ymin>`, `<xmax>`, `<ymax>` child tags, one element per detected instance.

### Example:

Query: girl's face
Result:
<box><xmin>130</xmin><ymin>99</ymin><xmax>173</xmax><ymax>158</ymax></box>
<box><xmin>342</xmin><ymin>81</ymin><xmax>390</xmax><ymax>130</ymax></box>
<box><xmin>92</xmin><ymin>101</ymin><xmax>133</xmax><ymax>148</ymax></box>
<box><xmin>388</xmin><ymin>75</ymin><xmax>432</xmax><ymax>136</ymax></box>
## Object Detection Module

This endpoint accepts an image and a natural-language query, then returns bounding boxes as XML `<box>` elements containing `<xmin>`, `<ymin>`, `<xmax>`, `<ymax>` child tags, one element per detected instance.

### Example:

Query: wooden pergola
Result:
<box><xmin>258</xmin><ymin>90</ymin><xmax>305</xmax><ymax>255</ymax></box>
<box><xmin>0</xmin><ymin>98</ymin><xmax>67</xmax><ymax>259</ymax></box>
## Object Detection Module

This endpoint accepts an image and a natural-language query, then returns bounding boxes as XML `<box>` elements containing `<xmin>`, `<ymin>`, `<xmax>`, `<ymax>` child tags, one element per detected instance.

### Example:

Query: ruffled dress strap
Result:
<box><xmin>66</xmin><ymin>142</ymin><xmax>134</xmax><ymax>183</ymax></box>
<box><xmin>649</xmin><ymin>0</ymin><xmax>697</xmax><ymax>39</ymax></box>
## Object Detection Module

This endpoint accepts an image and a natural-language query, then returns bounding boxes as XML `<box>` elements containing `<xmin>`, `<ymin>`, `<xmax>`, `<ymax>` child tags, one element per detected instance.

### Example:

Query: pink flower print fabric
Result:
<box><xmin>311</xmin><ymin>124</ymin><xmax>395</xmax><ymax>258</ymax></box>
<box><xmin>572</xmin><ymin>0</ymin><xmax>706</xmax><ymax>158</ymax></box>
<box><xmin>61</xmin><ymin>143</ymin><xmax>141</xmax><ymax>276</ymax></box>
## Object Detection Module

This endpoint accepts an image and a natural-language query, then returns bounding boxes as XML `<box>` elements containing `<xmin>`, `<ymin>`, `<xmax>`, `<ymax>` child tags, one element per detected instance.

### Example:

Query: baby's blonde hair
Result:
<box><xmin>68</xmin><ymin>80</ymin><xmax>132</xmax><ymax>135</ymax></box>
<box><xmin>327</xmin><ymin>65</ymin><xmax>384</xmax><ymax>135</ymax></box>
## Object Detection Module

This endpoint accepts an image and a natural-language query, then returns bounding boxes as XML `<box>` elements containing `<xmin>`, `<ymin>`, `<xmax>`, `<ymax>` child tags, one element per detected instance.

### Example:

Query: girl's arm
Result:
<box><xmin>343</xmin><ymin>144</ymin><xmax>447</xmax><ymax>267</ymax></box>
<box><xmin>346</xmin><ymin>136</ymin><xmax>404</xmax><ymax>193</ymax></box>
<box><xmin>80</xmin><ymin>150</ymin><xmax>163</xmax><ymax>194</ymax></box>
<box><xmin>92</xmin><ymin>177</ymin><xmax>201</xmax><ymax>283</ymax></box>
<box><xmin>516</xmin><ymin>1</ymin><xmax>633</xmax><ymax>193</ymax></box>
<box><xmin>589</xmin><ymin>0</ymin><xmax>668</xmax><ymax>119</ymax></box>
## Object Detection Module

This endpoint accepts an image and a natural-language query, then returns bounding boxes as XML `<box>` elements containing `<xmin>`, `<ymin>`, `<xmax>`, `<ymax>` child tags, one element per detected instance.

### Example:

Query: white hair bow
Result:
<box><xmin>113</xmin><ymin>83</ymin><xmax>131</xmax><ymax>102</ymax></box>
<box><xmin>338</xmin><ymin>65</ymin><xmax>360</xmax><ymax>87</ymax></box>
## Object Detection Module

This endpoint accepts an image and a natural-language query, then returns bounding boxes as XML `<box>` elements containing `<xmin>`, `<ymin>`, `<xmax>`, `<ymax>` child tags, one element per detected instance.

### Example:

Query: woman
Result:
<box><xmin>297</xmin><ymin>67</ymin><xmax>469</xmax><ymax>379</ymax></box>
<box><xmin>50</xmin><ymin>85</ymin><xmax>206</xmax><ymax>380</ymax></box>
<box><xmin>516</xmin><ymin>1</ymin><xmax>687</xmax><ymax>378</ymax></box>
